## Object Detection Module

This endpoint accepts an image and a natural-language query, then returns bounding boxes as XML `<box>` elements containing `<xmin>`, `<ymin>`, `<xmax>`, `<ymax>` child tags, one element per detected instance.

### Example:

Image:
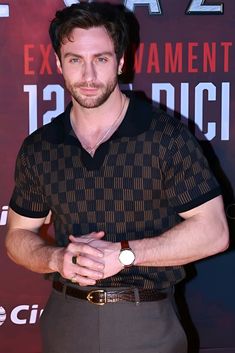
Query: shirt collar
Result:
<box><xmin>61</xmin><ymin>92</ymin><xmax>153</xmax><ymax>145</ymax></box>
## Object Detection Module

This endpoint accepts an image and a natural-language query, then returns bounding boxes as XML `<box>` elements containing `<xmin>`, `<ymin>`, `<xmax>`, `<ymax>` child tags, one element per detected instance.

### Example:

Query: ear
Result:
<box><xmin>55</xmin><ymin>54</ymin><xmax>62</xmax><ymax>73</ymax></box>
<box><xmin>118</xmin><ymin>56</ymin><xmax>124</xmax><ymax>75</ymax></box>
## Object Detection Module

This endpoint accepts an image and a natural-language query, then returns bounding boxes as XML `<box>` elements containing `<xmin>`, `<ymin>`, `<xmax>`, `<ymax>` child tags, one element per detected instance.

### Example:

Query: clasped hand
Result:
<box><xmin>58</xmin><ymin>231</ymin><xmax>121</xmax><ymax>286</ymax></box>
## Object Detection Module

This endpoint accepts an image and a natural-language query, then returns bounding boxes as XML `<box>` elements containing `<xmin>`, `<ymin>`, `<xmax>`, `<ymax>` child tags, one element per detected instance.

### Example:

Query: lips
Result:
<box><xmin>78</xmin><ymin>85</ymin><xmax>101</xmax><ymax>96</ymax></box>
<box><xmin>79</xmin><ymin>87</ymin><xmax>98</xmax><ymax>94</ymax></box>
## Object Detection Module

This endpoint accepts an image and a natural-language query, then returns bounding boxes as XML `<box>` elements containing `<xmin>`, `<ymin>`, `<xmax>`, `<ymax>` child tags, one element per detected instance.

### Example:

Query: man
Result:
<box><xmin>5</xmin><ymin>3</ymin><xmax>229</xmax><ymax>353</ymax></box>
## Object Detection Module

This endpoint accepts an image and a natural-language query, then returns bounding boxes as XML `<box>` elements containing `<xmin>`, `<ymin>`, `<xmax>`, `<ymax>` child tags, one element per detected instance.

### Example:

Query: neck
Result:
<box><xmin>70</xmin><ymin>89</ymin><xmax>129</xmax><ymax>156</ymax></box>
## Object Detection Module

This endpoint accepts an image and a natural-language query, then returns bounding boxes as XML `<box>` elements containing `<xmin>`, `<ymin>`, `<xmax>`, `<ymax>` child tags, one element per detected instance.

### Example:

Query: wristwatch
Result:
<box><xmin>118</xmin><ymin>240</ymin><xmax>135</xmax><ymax>267</ymax></box>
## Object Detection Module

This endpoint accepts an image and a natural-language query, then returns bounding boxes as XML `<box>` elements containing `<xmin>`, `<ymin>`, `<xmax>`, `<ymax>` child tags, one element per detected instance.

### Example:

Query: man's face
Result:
<box><xmin>56</xmin><ymin>26</ymin><xmax>123</xmax><ymax>109</ymax></box>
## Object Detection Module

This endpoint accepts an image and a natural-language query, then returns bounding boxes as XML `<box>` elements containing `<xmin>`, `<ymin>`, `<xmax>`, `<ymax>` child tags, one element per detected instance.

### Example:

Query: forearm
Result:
<box><xmin>132</xmin><ymin>208</ymin><xmax>229</xmax><ymax>267</ymax></box>
<box><xmin>76</xmin><ymin>198</ymin><xmax>229</xmax><ymax>280</ymax></box>
<box><xmin>5</xmin><ymin>226</ymin><xmax>105</xmax><ymax>285</ymax></box>
<box><xmin>5</xmin><ymin>229</ymin><xmax>62</xmax><ymax>273</ymax></box>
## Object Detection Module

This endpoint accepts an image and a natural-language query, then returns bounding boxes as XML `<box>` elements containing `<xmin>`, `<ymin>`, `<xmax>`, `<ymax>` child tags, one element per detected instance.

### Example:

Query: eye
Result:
<box><xmin>69</xmin><ymin>57</ymin><xmax>80</xmax><ymax>64</ymax></box>
<box><xmin>96</xmin><ymin>57</ymin><xmax>108</xmax><ymax>63</ymax></box>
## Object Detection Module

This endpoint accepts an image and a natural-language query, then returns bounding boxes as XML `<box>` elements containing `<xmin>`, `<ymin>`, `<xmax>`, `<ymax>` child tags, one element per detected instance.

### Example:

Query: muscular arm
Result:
<box><xmin>133</xmin><ymin>195</ymin><xmax>229</xmax><ymax>266</ymax></box>
<box><xmin>6</xmin><ymin>195</ymin><xmax>229</xmax><ymax>283</ymax></box>
<box><xmin>83</xmin><ymin>195</ymin><xmax>229</xmax><ymax>279</ymax></box>
<box><xmin>5</xmin><ymin>209</ymin><xmax>105</xmax><ymax>285</ymax></box>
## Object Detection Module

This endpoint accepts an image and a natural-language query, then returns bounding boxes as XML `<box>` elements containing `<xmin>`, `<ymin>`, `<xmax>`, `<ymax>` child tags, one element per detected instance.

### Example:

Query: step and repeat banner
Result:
<box><xmin>0</xmin><ymin>1</ymin><xmax>235</xmax><ymax>352</ymax></box>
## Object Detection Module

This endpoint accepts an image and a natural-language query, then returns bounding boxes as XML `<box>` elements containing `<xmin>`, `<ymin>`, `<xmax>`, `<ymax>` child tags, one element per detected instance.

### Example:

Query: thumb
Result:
<box><xmin>89</xmin><ymin>231</ymin><xmax>105</xmax><ymax>239</ymax></box>
<box><xmin>69</xmin><ymin>231</ymin><xmax>105</xmax><ymax>243</ymax></box>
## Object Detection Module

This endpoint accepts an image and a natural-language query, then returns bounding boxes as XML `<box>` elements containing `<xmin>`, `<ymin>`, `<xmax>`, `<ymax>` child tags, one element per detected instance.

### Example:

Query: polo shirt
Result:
<box><xmin>10</xmin><ymin>93</ymin><xmax>221</xmax><ymax>289</ymax></box>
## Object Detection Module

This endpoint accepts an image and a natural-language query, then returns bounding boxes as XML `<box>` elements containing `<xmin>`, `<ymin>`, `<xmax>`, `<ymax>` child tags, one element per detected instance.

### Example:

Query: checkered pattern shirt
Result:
<box><xmin>10</xmin><ymin>94</ymin><xmax>221</xmax><ymax>289</ymax></box>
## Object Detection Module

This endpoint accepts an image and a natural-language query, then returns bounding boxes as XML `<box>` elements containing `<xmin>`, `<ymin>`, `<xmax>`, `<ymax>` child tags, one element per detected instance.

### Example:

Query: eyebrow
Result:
<box><xmin>63</xmin><ymin>51</ymin><xmax>114</xmax><ymax>59</ymax></box>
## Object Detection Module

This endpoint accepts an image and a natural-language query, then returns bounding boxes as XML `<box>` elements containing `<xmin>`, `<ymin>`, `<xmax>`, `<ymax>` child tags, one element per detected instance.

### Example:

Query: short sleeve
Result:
<box><xmin>9</xmin><ymin>142</ymin><xmax>50</xmax><ymax>218</ymax></box>
<box><xmin>161</xmin><ymin>124</ymin><xmax>221</xmax><ymax>213</ymax></box>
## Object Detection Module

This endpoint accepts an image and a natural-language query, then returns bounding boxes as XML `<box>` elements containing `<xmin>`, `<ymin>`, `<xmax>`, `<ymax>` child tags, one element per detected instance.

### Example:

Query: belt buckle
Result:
<box><xmin>87</xmin><ymin>289</ymin><xmax>107</xmax><ymax>305</ymax></box>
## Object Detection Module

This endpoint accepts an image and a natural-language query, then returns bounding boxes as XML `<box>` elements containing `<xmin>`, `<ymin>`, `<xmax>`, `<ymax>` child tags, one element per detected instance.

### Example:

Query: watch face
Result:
<box><xmin>119</xmin><ymin>249</ymin><xmax>135</xmax><ymax>266</ymax></box>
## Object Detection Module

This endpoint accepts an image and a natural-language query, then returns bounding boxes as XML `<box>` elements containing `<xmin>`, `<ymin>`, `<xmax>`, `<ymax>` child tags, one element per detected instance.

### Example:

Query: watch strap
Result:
<box><xmin>121</xmin><ymin>240</ymin><xmax>130</xmax><ymax>249</ymax></box>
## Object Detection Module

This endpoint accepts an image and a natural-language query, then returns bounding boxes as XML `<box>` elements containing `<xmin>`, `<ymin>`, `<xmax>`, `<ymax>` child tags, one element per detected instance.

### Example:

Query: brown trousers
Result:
<box><xmin>40</xmin><ymin>287</ymin><xmax>187</xmax><ymax>353</ymax></box>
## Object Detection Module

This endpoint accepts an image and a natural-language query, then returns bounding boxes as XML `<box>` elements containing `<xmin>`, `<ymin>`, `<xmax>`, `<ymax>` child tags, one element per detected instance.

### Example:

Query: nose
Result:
<box><xmin>82</xmin><ymin>61</ymin><xmax>96</xmax><ymax>82</ymax></box>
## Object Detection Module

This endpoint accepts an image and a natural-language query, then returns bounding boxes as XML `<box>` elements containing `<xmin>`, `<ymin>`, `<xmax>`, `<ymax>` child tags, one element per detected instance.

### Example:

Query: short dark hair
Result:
<box><xmin>49</xmin><ymin>2</ymin><xmax>129</xmax><ymax>62</ymax></box>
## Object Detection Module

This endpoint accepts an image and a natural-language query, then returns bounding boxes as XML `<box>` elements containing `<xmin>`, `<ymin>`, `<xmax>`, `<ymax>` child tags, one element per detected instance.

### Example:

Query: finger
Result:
<box><xmin>68</xmin><ymin>259</ymin><xmax>104</xmax><ymax>283</ymax></box>
<box><xmin>62</xmin><ymin>250</ymin><xmax>104</xmax><ymax>280</ymax></box>
<box><xmin>70</xmin><ymin>274</ymin><xmax>77</xmax><ymax>284</ymax></box>
<box><xmin>65</xmin><ymin>257</ymin><xmax>103</xmax><ymax>283</ymax></box>
<box><xmin>83</xmin><ymin>231</ymin><xmax>105</xmax><ymax>240</ymax></box>
<box><xmin>74</xmin><ymin>265</ymin><xmax>104</xmax><ymax>281</ymax></box>
<box><xmin>70</xmin><ymin>251</ymin><xmax>104</xmax><ymax>271</ymax></box>
<box><xmin>69</xmin><ymin>273</ymin><xmax>97</xmax><ymax>286</ymax></box>
<box><xmin>69</xmin><ymin>231</ymin><xmax>105</xmax><ymax>243</ymax></box>
<box><xmin>75</xmin><ymin>253</ymin><xmax>104</xmax><ymax>271</ymax></box>
<box><xmin>67</xmin><ymin>242</ymin><xmax>104</xmax><ymax>258</ymax></box>
<box><xmin>76</xmin><ymin>276</ymin><xmax>97</xmax><ymax>286</ymax></box>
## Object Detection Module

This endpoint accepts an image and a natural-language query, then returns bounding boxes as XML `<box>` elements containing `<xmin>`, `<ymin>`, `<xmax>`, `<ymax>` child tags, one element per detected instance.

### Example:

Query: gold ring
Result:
<box><xmin>70</xmin><ymin>275</ymin><xmax>77</xmax><ymax>283</ymax></box>
<box><xmin>72</xmin><ymin>255</ymin><xmax>77</xmax><ymax>265</ymax></box>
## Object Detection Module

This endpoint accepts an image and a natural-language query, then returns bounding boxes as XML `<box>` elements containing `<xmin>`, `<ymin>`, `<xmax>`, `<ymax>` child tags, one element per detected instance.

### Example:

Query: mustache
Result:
<box><xmin>74</xmin><ymin>82</ymin><xmax>102</xmax><ymax>89</ymax></box>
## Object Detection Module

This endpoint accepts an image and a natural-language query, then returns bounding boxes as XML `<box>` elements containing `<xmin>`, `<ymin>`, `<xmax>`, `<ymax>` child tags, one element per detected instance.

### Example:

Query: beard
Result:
<box><xmin>66</xmin><ymin>76</ymin><xmax>118</xmax><ymax>109</ymax></box>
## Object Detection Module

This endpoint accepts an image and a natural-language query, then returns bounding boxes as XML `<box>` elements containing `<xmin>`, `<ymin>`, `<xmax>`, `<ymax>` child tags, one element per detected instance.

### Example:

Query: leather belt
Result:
<box><xmin>53</xmin><ymin>281</ymin><xmax>167</xmax><ymax>305</ymax></box>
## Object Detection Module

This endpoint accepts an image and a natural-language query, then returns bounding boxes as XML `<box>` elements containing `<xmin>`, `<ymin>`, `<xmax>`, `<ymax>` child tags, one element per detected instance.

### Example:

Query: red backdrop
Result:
<box><xmin>0</xmin><ymin>1</ymin><xmax>235</xmax><ymax>352</ymax></box>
